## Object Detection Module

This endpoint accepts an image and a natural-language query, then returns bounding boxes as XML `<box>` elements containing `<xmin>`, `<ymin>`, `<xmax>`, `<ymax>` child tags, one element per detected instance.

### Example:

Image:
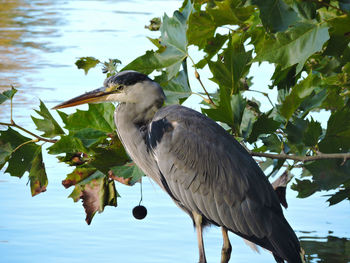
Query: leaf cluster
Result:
<box><xmin>0</xmin><ymin>88</ymin><xmax>143</xmax><ymax>223</ymax></box>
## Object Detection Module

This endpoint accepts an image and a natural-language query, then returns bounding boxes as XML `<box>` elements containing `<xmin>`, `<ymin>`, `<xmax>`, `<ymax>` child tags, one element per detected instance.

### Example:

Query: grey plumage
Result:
<box><xmin>54</xmin><ymin>70</ymin><xmax>303</xmax><ymax>263</ymax></box>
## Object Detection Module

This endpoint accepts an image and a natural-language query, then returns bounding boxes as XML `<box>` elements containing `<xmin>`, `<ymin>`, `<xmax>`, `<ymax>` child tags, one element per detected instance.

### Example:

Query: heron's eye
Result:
<box><xmin>107</xmin><ymin>83</ymin><xmax>124</xmax><ymax>92</ymax></box>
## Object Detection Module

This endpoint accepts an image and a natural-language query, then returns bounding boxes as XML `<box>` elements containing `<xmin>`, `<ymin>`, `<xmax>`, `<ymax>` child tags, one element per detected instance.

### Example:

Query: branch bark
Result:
<box><xmin>250</xmin><ymin>151</ymin><xmax>350</xmax><ymax>163</ymax></box>
<box><xmin>0</xmin><ymin>121</ymin><xmax>57</xmax><ymax>143</ymax></box>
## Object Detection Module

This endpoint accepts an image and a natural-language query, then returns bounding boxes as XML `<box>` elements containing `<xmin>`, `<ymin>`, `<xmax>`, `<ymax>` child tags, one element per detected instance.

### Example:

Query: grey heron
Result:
<box><xmin>53</xmin><ymin>70</ymin><xmax>303</xmax><ymax>263</ymax></box>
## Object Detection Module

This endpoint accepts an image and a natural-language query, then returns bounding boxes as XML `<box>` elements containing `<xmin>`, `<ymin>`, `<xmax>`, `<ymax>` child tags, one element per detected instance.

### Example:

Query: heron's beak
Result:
<box><xmin>52</xmin><ymin>87</ymin><xmax>114</xmax><ymax>110</ymax></box>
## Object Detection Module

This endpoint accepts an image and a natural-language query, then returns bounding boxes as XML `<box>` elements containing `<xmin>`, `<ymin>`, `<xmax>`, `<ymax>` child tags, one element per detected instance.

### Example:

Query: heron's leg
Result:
<box><xmin>193</xmin><ymin>212</ymin><xmax>207</xmax><ymax>263</ymax></box>
<box><xmin>221</xmin><ymin>227</ymin><xmax>232</xmax><ymax>263</ymax></box>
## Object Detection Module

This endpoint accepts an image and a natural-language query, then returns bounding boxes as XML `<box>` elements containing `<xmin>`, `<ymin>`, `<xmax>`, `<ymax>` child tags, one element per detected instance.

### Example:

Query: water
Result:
<box><xmin>0</xmin><ymin>1</ymin><xmax>350</xmax><ymax>262</ymax></box>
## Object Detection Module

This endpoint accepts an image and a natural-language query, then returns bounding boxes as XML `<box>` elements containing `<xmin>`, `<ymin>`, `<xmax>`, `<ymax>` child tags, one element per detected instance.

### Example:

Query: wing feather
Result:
<box><xmin>149</xmin><ymin>105</ymin><xmax>282</xmax><ymax>240</ymax></box>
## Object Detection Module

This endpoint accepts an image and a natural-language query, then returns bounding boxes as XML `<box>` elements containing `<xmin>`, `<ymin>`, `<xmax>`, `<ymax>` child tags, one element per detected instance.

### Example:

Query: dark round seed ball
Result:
<box><xmin>132</xmin><ymin>205</ymin><xmax>147</xmax><ymax>220</ymax></box>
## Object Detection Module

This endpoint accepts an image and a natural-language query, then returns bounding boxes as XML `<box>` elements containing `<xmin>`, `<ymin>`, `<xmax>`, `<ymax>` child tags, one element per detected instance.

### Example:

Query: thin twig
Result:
<box><xmin>0</xmin><ymin>121</ymin><xmax>57</xmax><ymax>143</ymax></box>
<box><xmin>10</xmin><ymin>86</ymin><xmax>14</xmax><ymax>125</ymax></box>
<box><xmin>194</xmin><ymin>70</ymin><xmax>216</xmax><ymax>107</ymax></box>
<box><xmin>12</xmin><ymin>139</ymin><xmax>39</xmax><ymax>153</ymax></box>
<box><xmin>187</xmin><ymin>55</ymin><xmax>216</xmax><ymax>107</ymax></box>
<box><xmin>246</xmin><ymin>89</ymin><xmax>274</xmax><ymax>107</ymax></box>
<box><xmin>191</xmin><ymin>92</ymin><xmax>211</xmax><ymax>102</ymax></box>
<box><xmin>249</xmin><ymin>151</ymin><xmax>350</xmax><ymax>163</ymax></box>
<box><xmin>253</xmin><ymin>158</ymin><xmax>302</xmax><ymax>169</ymax></box>
<box><xmin>309</xmin><ymin>0</ymin><xmax>347</xmax><ymax>15</ymax></box>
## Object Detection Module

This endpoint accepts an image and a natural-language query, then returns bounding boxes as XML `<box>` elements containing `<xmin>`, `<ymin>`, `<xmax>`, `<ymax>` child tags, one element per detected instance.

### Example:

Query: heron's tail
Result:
<box><xmin>268</xmin><ymin>215</ymin><xmax>303</xmax><ymax>263</ymax></box>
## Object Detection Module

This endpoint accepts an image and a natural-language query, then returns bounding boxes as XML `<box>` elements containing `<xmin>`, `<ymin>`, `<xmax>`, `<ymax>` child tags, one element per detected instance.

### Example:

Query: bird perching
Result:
<box><xmin>53</xmin><ymin>70</ymin><xmax>304</xmax><ymax>263</ymax></box>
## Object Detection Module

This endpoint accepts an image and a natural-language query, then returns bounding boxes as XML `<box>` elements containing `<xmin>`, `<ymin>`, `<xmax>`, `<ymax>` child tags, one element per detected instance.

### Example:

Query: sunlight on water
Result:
<box><xmin>0</xmin><ymin>1</ymin><xmax>349</xmax><ymax>262</ymax></box>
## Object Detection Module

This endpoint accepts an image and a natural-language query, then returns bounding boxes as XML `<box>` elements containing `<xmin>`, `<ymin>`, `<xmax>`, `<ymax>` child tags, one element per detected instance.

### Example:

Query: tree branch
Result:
<box><xmin>187</xmin><ymin>55</ymin><xmax>217</xmax><ymax>107</ymax></box>
<box><xmin>250</xmin><ymin>151</ymin><xmax>350</xmax><ymax>163</ymax></box>
<box><xmin>246</xmin><ymin>89</ymin><xmax>274</xmax><ymax>108</ymax></box>
<box><xmin>194</xmin><ymin>70</ymin><xmax>217</xmax><ymax>107</ymax></box>
<box><xmin>0</xmin><ymin>121</ymin><xmax>57</xmax><ymax>143</ymax></box>
<box><xmin>308</xmin><ymin>0</ymin><xmax>347</xmax><ymax>15</ymax></box>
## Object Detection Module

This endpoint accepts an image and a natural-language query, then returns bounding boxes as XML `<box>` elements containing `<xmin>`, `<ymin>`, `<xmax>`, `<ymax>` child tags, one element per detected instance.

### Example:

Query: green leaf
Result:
<box><xmin>208</xmin><ymin>0</ymin><xmax>254</xmax><ymax>25</ymax></box>
<box><xmin>290</xmin><ymin>0</ymin><xmax>317</xmax><ymax>20</ymax></box>
<box><xmin>187</xmin><ymin>11</ymin><xmax>216</xmax><ymax>49</ymax></box>
<box><xmin>154</xmin><ymin>70</ymin><xmax>191</xmax><ymax>105</ymax></box>
<box><xmin>73</xmin><ymin>128</ymin><xmax>107</xmax><ymax>148</ymax></box>
<box><xmin>303</xmin><ymin>119</ymin><xmax>322</xmax><ymax>147</ymax></box>
<box><xmin>145</xmin><ymin>17</ymin><xmax>161</xmax><ymax>31</ymax></box>
<box><xmin>285</xmin><ymin>118</ymin><xmax>308</xmax><ymax>145</ymax></box>
<box><xmin>102</xmin><ymin>59</ymin><xmax>122</xmax><ymax>77</ymax></box>
<box><xmin>240</xmin><ymin>107</ymin><xmax>258</xmax><ymax>140</ymax></box>
<box><xmin>187</xmin><ymin>0</ymin><xmax>253</xmax><ymax>49</ymax></box>
<box><xmin>123</xmin><ymin>1</ymin><xmax>192</xmax><ymax>79</ymax></box>
<box><xmin>49</xmin><ymin>103</ymin><xmax>128</xmax><ymax>174</ymax></box>
<box><xmin>63</xmin><ymin>103</ymin><xmax>116</xmax><ymax>133</ymax></box>
<box><xmin>321</xmin><ymin>87</ymin><xmax>346</xmax><ymax>111</ymax></box>
<box><xmin>299</xmin><ymin>88</ymin><xmax>328</xmax><ymax>117</ymax></box>
<box><xmin>196</xmin><ymin>33</ymin><xmax>228</xmax><ymax>69</ymax></box>
<box><xmin>305</xmin><ymin>160</ymin><xmax>350</xmax><ymax>190</ymax></box>
<box><xmin>0</xmin><ymin>127</ymin><xmax>40</xmax><ymax>178</ymax></box>
<box><xmin>202</xmin><ymin>92</ymin><xmax>247</xmax><ymax>134</ymax></box>
<box><xmin>110</xmin><ymin>162</ymin><xmax>145</xmax><ymax>186</ymax></box>
<box><xmin>249</xmin><ymin>0</ymin><xmax>299</xmax><ymax>32</ymax></box>
<box><xmin>325</xmin><ymin>14</ymin><xmax>350</xmax><ymax>56</ymax></box>
<box><xmin>255</xmin><ymin>22</ymin><xmax>330</xmax><ymax>73</ymax></box>
<box><xmin>31</xmin><ymin>100</ymin><xmax>65</xmax><ymax>138</ymax></box>
<box><xmin>0</xmin><ymin>142</ymin><xmax>12</xmax><ymax>170</ymax></box>
<box><xmin>261</xmin><ymin>134</ymin><xmax>283</xmax><ymax>153</ymax></box>
<box><xmin>57</xmin><ymin>110</ymin><xmax>68</xmax><ymax>124</ymax></box>
<box><xmin>28</xmin><ymin>148</ymin><xmax>48</xmax><ymax>196</ymax></box>
<box><xmin>209</xmin><ymin>36</ymin><xmax>252</xmax><ymax>94</ymax></box>
<box><xmin>123</xmin><ymin>49</ymin><xmax>184</xmax><ymax>77</ymax></box>
<box><xmin>291</xmin><ymin>178</ymin><xmax>318</xmax><ymax>198</ymax></box>
<box><xmin>48</xmin><ymin>136</ymin><xmax>87</xmax><ymax>155</ymax></box>
<box><xmin>248</xmin><ymin>114</ymin><xmax>280</xmax><ymax>143</ymax></box>
<box><xmin>89</xmin><ymin>137</ymin><xmax>129</xmax><ymax>174</ymax></box>
<box><xmin>75</xmin><ymin>57</ymin><xmax>100</xmax><ymax>75</ymax></box>
<box><xmin>231</xmin><ymin>92</ymin><xmax>248</xmax><ymax>133</ymax></box>
<box><xmin>279</xmin><ymin>74</ymin><xmax>320</xmax><ymax>120</ymax></box>
<box><xmin>319</xmin><ymin>107</ymin><xmax>350</xmax><ymax>153</ymax></box>
<box><xmin>327</xmin><ymin>188</ymin><xmax>350</xmax><ymax>205</ymax></box>
<box><xmin>0</xmin><ymin>86</ymin><xmax>17</xmax><ymax>105</ymax></box>
<box><xmin>270</xmin><ymin>65</ymin><xmax>298</xmax><ymax>91</ymax></box>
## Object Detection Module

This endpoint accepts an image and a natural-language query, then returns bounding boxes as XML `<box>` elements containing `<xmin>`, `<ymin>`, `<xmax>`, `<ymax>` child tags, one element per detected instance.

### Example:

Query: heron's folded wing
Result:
<box><xmin>149</xmin><ymin>105</ymin><xmax>282</xmax><ymax>239</ymax></box>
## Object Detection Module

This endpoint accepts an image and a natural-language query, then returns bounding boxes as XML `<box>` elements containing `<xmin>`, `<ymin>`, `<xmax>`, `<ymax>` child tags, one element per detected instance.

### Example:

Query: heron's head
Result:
<box><xmin>52</xmin><ymin>70</ymin><xmax>165</xmax><ymax>110</ymax></box>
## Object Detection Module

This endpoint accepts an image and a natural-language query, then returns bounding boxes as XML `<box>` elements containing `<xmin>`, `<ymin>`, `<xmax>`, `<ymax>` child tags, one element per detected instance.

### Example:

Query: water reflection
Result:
<box><xmin>300</xmin><ymin>234</ymin><xmax>350</xmax><ymax>262</ymax></box>
<box><xmin>0</xmin><ymin>0</ymin><xmax>65</xmax><ymax>90</ymax></box>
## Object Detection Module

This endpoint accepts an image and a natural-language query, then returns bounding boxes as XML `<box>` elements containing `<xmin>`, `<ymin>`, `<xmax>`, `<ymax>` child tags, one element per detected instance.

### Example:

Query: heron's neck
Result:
<box><xmin>116</xmin><ymin>100</ymin><xmax>162</xmax><ymax>126</ymax></box>
<box><xmin>114</xmin><ymin>102</ymin><xmax>164</xmax><ymax>187</ymax></box>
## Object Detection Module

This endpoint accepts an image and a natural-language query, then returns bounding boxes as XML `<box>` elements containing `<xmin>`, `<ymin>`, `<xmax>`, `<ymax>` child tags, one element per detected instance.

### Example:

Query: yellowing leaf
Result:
<box><xmin>68</xmin><ymin>171</ymin><xmax>117</xmax><ymax>224</ymax></box>
<box><xmin>75</xmin><ymin>57</ymin><xmax>100</xmax><ymax>75</ymax></box>
<box><xmin>28</xmin><ymin>148</ymin><xmax>48</xmax><ymax>197</ymax></box>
